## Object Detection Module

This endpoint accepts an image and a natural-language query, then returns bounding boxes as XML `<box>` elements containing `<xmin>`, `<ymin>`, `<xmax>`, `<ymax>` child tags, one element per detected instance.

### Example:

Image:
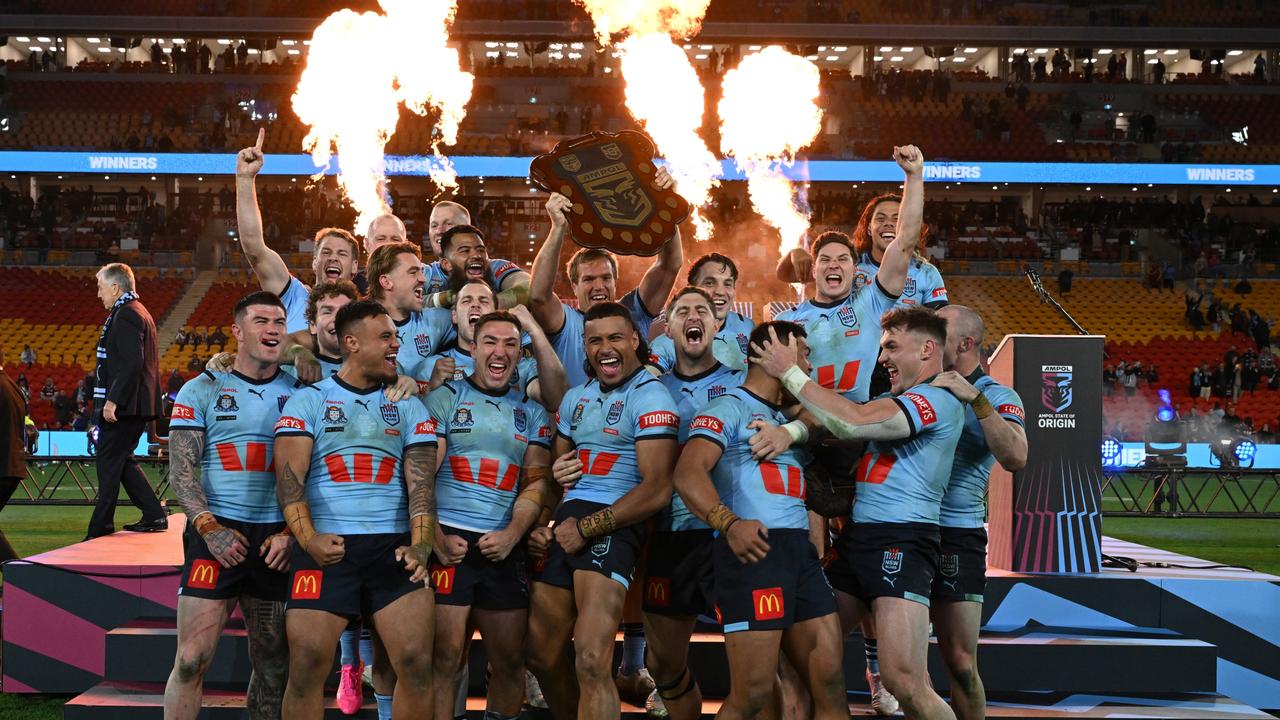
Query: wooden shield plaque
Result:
<box><xmin>529</xmin><ymin>130</ymin><xmax>690</xmax><ymax>257</ymax></box>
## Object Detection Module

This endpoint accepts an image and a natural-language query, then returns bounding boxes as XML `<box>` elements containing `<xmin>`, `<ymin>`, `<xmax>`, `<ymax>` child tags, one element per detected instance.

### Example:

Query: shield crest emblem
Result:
<box><xmin>591</xmin><ymin>536</ymin><xmax>612</xmax><ymax>557</ymax></box>
<box><xmin>903</xmin><ymin>277</ymin><xmax>917</xmax><ymax>297</ymax></box>
<box><xmin>736</xmin><ymin>333</ymin><xmax>749</xmax><ymax>356</ymax></box>
<box><xmin>278</xmin><ymin>395</ymin><xmax>291</xmax><ymax>412</ymax></box>
<box><xmin>414</xmin><ymin>333</ymin><xmax>432</xmax><ymax>358</ymax></box>
<box><xmin>1041</xmin><ymin>371</ymin><xmax>1073</xmax><ymax>413</ymax></box>
<box><xmin>940</xmin><ymin>553</ymin><xmax>959</xmax><ymax>577</ymax></box>
<box><xmin>381</xmin><ymin>403</ymin><xmax>400</xmax><ymax>426</ymax></box>
<box><xmin>606</xmin><ymin>400</ymin><xmax>625</xmax><ymax>425</ymax></box>
<box><xmin>559</xmin><ymin>154</ymin><xmax>582</xmax><ymax>172</ymax></box>
<box><xmin>836</xmin><ymin>305</ymin><xmax>857</xmax><ymax>328</ymax></box>
<box><xmin>513</xmin><ymin>407</ymin><xmax>527</xmax><ymax>433</ymax></box>
<box><xmin>601</xmin><ymin>142</ymin><xmax>622</xmax><ymax>160</ymax></box>
<box><xmin>881</xmin><ymin>548</ymin><xmax>904</xmax><ymax>574</ymax></box>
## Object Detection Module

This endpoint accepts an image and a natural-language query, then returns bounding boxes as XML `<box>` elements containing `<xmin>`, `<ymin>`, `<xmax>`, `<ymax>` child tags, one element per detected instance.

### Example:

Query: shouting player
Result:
<box><xmin>164</xmin><ymin>292</ymin><xmax>299</xmax><ymax>719</ymax></box>
<box><xmin>302</xmin><ymin>281</ymin><xmax>360</xmax><ymax>379</ymax></box>
<box><xmin>273</xmin><ymin>300</ymin><xmax>439</xmax><ymax>720</ymax></box>
<box><xmin>929</xmin><ymin>305</ymin><xmax>1027</xmax><ymax>720</ymax></box>
<box><xmin>365</xmin><ymin>242</ymin><xmax>455</xmax><ymax>384</ymax></box>
<box><xmin>529</xmin><ymin>170</ymin><xmax>683</xmax><ymax>388</ymax></box>
<box><xmin>426</xmin><ymin>280</ymin><xmax>567</xmax><ymax>412</ymax></box>
<box><xmin>235</xmin><ymin>129</ymin><xmax>360</xmax><ymax>333</ymax></box>
<box><xmin>425</xmin><ymin>310</ymin><xmax>554</xmax><ymax>720</ymax></box>
<box><xmin>643</xmin><ymin>286</ymin><xmax>744</xmax><ymax>719</ymax></box>
<box><xmin>675</xmin><ymin>320</ymin><xmax>846</xmax><ymax>720</ymax></box>
<box><xmin>422</xmin><ymin>204</ymin><xmax>529</xmax><ymax>308</ymax></box>
<box><xmin>754</xmin><ymin>306</ymin><xmax>966</xmax><ymax>720</ymax></box>
<box><xmin>529</xmin><ymin>302</ymin><xmax>680</xmax><ymax>718</ymax></box>
<box><xmin>651</xmin><ymin>254</ymin><xmax>755</xmax><ymax>373</ymax></box>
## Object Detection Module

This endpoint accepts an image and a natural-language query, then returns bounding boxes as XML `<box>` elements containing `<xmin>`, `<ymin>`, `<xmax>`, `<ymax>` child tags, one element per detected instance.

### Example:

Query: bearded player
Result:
<box><xmin>639</xmin><ymin>287</ymin><xmax>746</xmax><ymax>719</ymax></box>
<box><xmin>421</xmin><ymin>205</ymin><xmax>529</xmax><ymax>309</ymax></box>
<box><xmin>929</xmin><ymin>305</ymin><xmax>1027</xmax><ymax>720</ymax></box>
<box><xmin>426</xmin><ymin>280</ymin><xmax>567</xmax><ymax>413</ymax></box>
<box><xmin>424</xmin><ymin>310</ymin><xmax>554</xmax><ymax>720</ymax></box>
<box><xmin>651</xmin><ymin>254</ymin><xmax>755</xmax><ymax>373</ymax></box>
<box><xmin>163</xmin><ymin>292</ymin><xmax>298</xmax><ymax>719</ymax></box>
<box><xmin>273</xmin><ymin>300</ymin><xmax>439</xmax><ymax>720</ymax></box>
<box><xmin>529</xmin><ymin>302</ymin><xmax>680</xmax><ymax>718</ymax></box>
<box><xmin>754</xmin><ymin>307</ymin><xmax>967</xmax><ymax>720</ymax></box>
<box><xmin>675</xmin><ymin>321</ymin><xmax>847</xmax><ymax>720</ymax></box>
<box><xmin>235</xmin><ymin>129</ymin><xmax>360</xmax><ymax>333</ymax></box>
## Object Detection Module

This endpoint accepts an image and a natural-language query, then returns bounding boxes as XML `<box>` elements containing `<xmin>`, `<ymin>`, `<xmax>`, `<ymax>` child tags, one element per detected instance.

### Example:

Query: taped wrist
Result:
<box><xmin>781</xmin><ymin>365</ymin><xmax>811</xmax><ymax>397</ymax></box>
<box><xmin>516</xmin><ymin>466</ymin><xmax>551</xmax><ymax>512</ymax></box>
<box><xmin>706</xmin><ymin>503</ymin><xmax>740</xmax><ymax>534</ymax></box>
<box><xmin>283</xmin><ymin>502</ymin><xmax>316</xmax><ymax>548</ymax></box>
<box><xmin>971</xmin><ymin>393</ymin><xmax>994</xmax><ymax>419</ymax></box>
<box><xmin>576</xmin><ymin>507</ymin><xmax>616</xmax><ymax>538</ymax></box>
<box><xmin>782</xmin><ymin>420</ymin><xmax>809</xmax><ymax>444</ymax></box>
<box><xmin>192</xmin><ymin>512</ymin><xmax>223</xmax><ymax>538</ymax></box>
<box><xmin>410</xmin><ymin>513</ymin><xmax>436</xmax><ymax>554</ymax></box>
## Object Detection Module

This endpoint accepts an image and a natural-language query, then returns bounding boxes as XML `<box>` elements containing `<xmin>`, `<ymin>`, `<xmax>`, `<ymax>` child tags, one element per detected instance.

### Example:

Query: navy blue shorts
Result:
<box><xmin>430</xmin><ymin>525</ymin><xmax>530</xmax><ymax>610</ymax></box>
<box><xmin>179</xmin><ymin>516</ymin><xmax>288</xmax><ymax>602</ymax></box>
<box><xmin>537</xmin><ymin>499</ymin><xmax>646</xmax><ymax>590</ymax></box>
<box><xmin>931</xmin><ymin>527</ymin><xmax>988</xmax><ymax>603</ymax></box>
<box><xmin>642</xmin><ymin>530</ymin><xmax>715</xmax><ymax>617</ymax></box>
<box><xmin>713</xmin><ymin>529</ymin><xmax>835</xmax><ymax>633</ymax></box>
<box><xmin>286</xmin><ymin>532</ymin><xmax>426</xmax><ymax>620</ymax></box>
<box><xmin>825</xmin><ymin>521</ymin><xmax>940</xmax><ymax>607</ymax></box>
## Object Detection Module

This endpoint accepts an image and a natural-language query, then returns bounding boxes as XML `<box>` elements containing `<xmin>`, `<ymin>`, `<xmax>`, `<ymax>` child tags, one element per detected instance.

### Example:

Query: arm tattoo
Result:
<box><xmin>169</xmin><ymin>429</ymin><xmax>210</xmax><ymax>519</ymax></box>
<box><xmin>404</xmin><ymin>444</ymin><xmax>438</xmax><ymax>548</ymax></box>
<box><xmin>275</xmin><ymin>461</ymin><xmax>306</xmax><ymax>509</ymax></box>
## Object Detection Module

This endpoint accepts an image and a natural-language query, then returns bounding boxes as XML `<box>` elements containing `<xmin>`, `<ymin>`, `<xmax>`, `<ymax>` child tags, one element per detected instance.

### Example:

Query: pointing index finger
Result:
<box><xmin>254</xmin><ymin>127</ymin><xmax>265</xmax><ymax>151</ymax></box>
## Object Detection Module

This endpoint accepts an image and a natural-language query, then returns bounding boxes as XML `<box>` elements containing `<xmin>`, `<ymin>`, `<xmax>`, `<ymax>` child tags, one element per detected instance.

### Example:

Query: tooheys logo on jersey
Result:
<box><xmin>690</xmin><ymin>415</ymin><xmax>723</xmax><ymax>433</ymax></box>
<box><xmin>638</xmin><ymin>411</ymin><xmax>678</xmax><ymax>430</ymax></box>
<box><xmin>1038</xmin><ymin>365</ymin><xmax>1076</xmax><ymax>429</ymax></box>
<box><xmin>172</xmin><ymin>404</ymin><xmax>195</xmax><ymax>420</ymax></box>
<box><xmin>902</xmin><ymin>393</ymin><xmax>936</xmax><ymax>426</ymax></box>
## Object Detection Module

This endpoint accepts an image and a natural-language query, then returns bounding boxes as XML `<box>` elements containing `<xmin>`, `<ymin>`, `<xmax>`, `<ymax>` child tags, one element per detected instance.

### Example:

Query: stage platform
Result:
<box><xmin>4</xmin><ymin>515</ymin><xmax>1278</xmax><ymax>718</ymax></box>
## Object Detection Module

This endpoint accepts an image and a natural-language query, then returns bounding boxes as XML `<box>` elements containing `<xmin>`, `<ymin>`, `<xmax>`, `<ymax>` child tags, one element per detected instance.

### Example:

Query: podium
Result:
<box><xmin>987</xmin><ymin>334</ymin><xmax>1105</xmax><ymax>573</ymax></box>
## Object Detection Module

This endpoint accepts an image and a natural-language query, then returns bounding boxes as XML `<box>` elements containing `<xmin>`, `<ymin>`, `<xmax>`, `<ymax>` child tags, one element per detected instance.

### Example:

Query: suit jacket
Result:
<box><xmin>96</xmin><ymin>300</ymin><xmax>163</xmax><ymax>421</ymax></box>
<box><xmin>0</xmin><ymin>369</ymin><xmax>27</xmax><ymax>477</ymax></box>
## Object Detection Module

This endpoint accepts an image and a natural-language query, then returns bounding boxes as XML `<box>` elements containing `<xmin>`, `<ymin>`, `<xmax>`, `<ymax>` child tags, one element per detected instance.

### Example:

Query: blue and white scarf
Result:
<box><xmin>93</xmin><ymin>290</ymin><xmax>139</xmax><ymax>404</ymax></box>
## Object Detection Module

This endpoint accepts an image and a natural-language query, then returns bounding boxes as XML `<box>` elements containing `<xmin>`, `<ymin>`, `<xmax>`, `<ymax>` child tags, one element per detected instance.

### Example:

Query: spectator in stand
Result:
<box><xmin>40</xmin><ymin>378</ymin><xmax>56</xmax><ymax>401</ymax></box>
<box><xmin>1232</xmin><ymin>363</ymin><xmax>1244</xmax><ymax>401</ymax></box>
<box><xmin>1123</xmin><ymin>362</ymin><xmax>1140</xmax><ymax>398</ymax></box>
<box><xmin>20</xmin><ymin>345</ymin><xmax>35</xmax><ymax>367</ymax></box>
<box><xmin>175</xmin><ymin>328</ymin><xmax>188</xmax><ymax>350</ymax></box>
<box><xmin>1189</xmin><ymin>365</ymin><xmax>1203</xmax><ymax>398</ymax></box>
<box><xmin>1223</xmin><ymin>403</ymin><xmax>1242</xmax><ymax>430</ymax></box>
<box><xmin>186</xmin><ymin>354</ymin><xmax>202</xmax><ymax>372</ymax></box>
<box><xmin>1255</xmin><ymin>54</ymin><xmax>1267</xmax><ymax>83</ymax></box>
<box><xmin>53</xmin><ymin>390</ymin><xmax>74</xmax><ymax>429</ymax></box>
<box><xmin>1225</xmin><ymin>345</ymin><xmax>1239</xmax><ymax>370</ymax></box>
<box><xmin>1207</xmin><ymin>402</ymin><xmax>1225</xmax><ymax>426</ymax></box>
<box><xmin>1242</xmin><ymin>360</ymin><xmax>1259</xmax><ymax>395</ymax></box>
<box><xmin>1211</xmin><ymin>363</ymin><xmax>1228</xmax><ymax>398</ymax></box>
<box><xmin>1251</xmin><ymin>311</ymin><xmax>1271</xmax><ymax>350</ymax></box>
<box><xmin>1057</xmin><ymin>267</ymin><xmax>1074</xmax><ymax>296</ymax></box>
<box><xmin>1198</xmin><ymin>365</ymin><xmax>1213</xmax><ymax>401</ymax></box>
<box><xmin>1152</xmin><ymin>58</ymin><xmax>1165</xmax><ymax>84</ymax></box>
<box><xmin>208</xmin><ymin>327</ymin><xmax>228</xmax><ymax>351</ymax></box>
<box><xmin>1146</xmin><ymin>364</ymin><xmax>1159</xmax><ymax>386</ymax></box>
<box><xmin>1105</xmin><ymin>364</ymin><xmax>1118</xmax><ymax>397</ymax></box>
<box><xmin>15</xmin><ymin>375</ymin><xmax>29</xmax><ymax>404</ymax></box>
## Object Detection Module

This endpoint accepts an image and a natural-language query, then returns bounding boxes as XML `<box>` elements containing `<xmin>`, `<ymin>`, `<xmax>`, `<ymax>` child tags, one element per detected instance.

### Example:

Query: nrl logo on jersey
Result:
<box><xmin>277</xmin><ymin>395</ymin><xmax>291</xmax><ymax>412</ymax></box>
<box><xmin>708</xmin><ymin>385</ymin><xmax>727</xmax><ymax>400</ymax></box>
<box><xmin>736</xmin><ymin>333</ymin><xmax>749</xmax><ymax>356</ymax></box>
<box><xmin>381</xmin><ymin>403</ymin><xmax>400</xmax><ymax>426</ymax></box>
<box><xmin>881</xmin><ymin>547</ymin><xmax>904</xmax><ymax>574</ymax></box>
<box><xmin>903</xmin><ymin>277</ymin><xmax>917</xmax><ymax>297</ymax></box>
<box><xmin>836</xmin><ymin>304</ymin><xmax>857</xmax><ymax>328</ymax></box>
<box><xmin>414</xmin><ymin>333</ymin><xmax>432</xmax><ymax>358</ymax></box>
<box><xmin>513</xmin><ymin>406</ymin><xmax>527</xmax><ymax>433</ymax></box>
<box><xmin>606</xmin><ymin>399</ymin><xmax>625</xmax><ymax>425</ymax></box>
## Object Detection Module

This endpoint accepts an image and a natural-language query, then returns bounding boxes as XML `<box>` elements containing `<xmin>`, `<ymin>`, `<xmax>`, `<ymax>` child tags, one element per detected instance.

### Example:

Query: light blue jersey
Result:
<box><xmin>650</xmin><ymin>311</ymin><xmax>754</xmax><ymax>373</ymax></box>
<box><xmin>852</xmin><ymin>382</ymin><xmax>965</xmax><ymax>525</ymax></box>
<box><xmin>279</xmin><ymin>276</ymin><xmax>311</xmax><ymax>334</ymax></box>
<box><xmin>171</xmin><ymin>369</ymin><xmax>300</xmax><ymax>523</ymax></box>
<box><xmin>775</xmin><ymin>281</ymin><xmax>898</xmax><ymax>403</ymax></box>
<box><xmin>556</xmin><ymin>367</ymin><xmax>679</xmax><ymax>505</ymax></box>
<box><xmin>423</xmin><ymin>258</ymin><xmax>524</xmax><ymax>295</ymax></box>
<box><xmin>275</xmin><ymin>376</ymin><xmax>435</xmax><ymax>535</ymax></box>
<box><xmin>426</xmin><ymin>346</ymin><xmax>539</xmax><ymax>395</ymax></box>
<box><xmin>426</xmin><ymin>377</ymin><xmax>552</xmax><ymax>532</ymax></box>
<box><xmin>549</xmin><ymin>289</ymin><xmax>657</xmax><ymax>388</ymax></box>
<box><xmin>688</xmin><ymin>387</ymin><xmax>811</xmax><ymax>531</ymax></box>
<box><xmin>658</xmin><ymin>362</ymin><xmax>743</xmax><ymax>531</ymax></box>
<box><xmin>393</xmin><ymin>308</ymin><xmax>457</xmax><ymax>382</ymax></box>
<box><xmin>940</xmin><ymin>371</ymin><xmax>1025</xmax><ymax>528</ymax></box>
<box><xmin>852</xmin><ymin>254</ymin><xmax>948</xmax><ymax>309</ymax></box>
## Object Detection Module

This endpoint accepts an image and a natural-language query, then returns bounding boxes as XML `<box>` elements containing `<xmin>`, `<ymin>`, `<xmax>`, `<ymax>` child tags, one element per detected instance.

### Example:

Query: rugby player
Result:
<box><xmin>650</xmin><ymin>254</ymin><xmax>755</xmax><ymax>373</ymax></box>
<box><xmin>164</xmin><ymin>291</ymin><xmax>298</xmax><ymax>720</ymax></box>
<box><xmin>753</xmin><ymin>307</ymin><xmax>967</xmax><ymax>720</ymax></box>
<box><xmin>929</xmin><ymin>305</ymin><xmax>1027</xmax><ymax>720</ymax></box>
<box><xmin>529</xmin><ymin>302</ymin><xmax>680</xmax><ymax>718</ymax></box>
<box><xmin>642</xmin><ymin>287</ymin><xmax>745</xmax><ymax>719</ymax></box>
<box><xmin>675</xmin><ymin>320</ymin><xmax>846</xmax><ymax>720</ymax></box>
<box><xmin>235</xmin><ymin>129</ymin><xmax>360</xmax><ymax>333</ymax></box>
<box><xmin>424</xmin><ymin>310</ymin><xmax>554</xmax><ymax>720</ymax></box>
<box><xmin>422</xmin><ymin>202</ymin><xmax>529</xmax><ymax>308</ymax></box>
<box><xmin>274</xmin><ymin>300</ymin><xmax>440</xmax><ymax>720</ymax></box>
<box><xmin>426</xmin><ymin>280</ymin><xmax>567</xmax><ymax>413</ymax></box>
<box><xmin>302</xmin><ymin>281</ymin><xmax>360</xmax><ymax>379</ymax></box>
<box><xmin>365</xmin><ymin>242</ymin><xmax>456</xmax><ymax>383</ymax></box>
<box><xmin>529</xmin><ymin>168</ymin><xmax>683</xmax><ymax>388</ymax></box>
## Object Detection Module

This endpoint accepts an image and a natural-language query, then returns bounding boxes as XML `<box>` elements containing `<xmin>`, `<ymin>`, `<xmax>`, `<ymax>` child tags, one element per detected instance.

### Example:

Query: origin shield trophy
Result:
<box><xmin>529</xmin><ymin>130</ymin><xmax>689</xmax><ymax>256</ymax></box>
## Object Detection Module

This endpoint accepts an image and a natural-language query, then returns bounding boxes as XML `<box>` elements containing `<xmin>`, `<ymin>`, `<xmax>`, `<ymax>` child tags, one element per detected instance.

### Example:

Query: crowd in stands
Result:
<box><xmin>12</xmin><ymin>367</ymin><xmax>94</xmax><ymax>431</ymax></box>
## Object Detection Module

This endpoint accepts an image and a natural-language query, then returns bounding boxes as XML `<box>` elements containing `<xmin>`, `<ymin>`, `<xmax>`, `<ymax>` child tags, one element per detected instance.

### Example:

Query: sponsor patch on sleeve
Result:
<box><xmin>275</xmin><ymin>416</ymin><xmax>306</xmax><ymax>431</ymax></box>
<box><xmin>690</xmin><ymin>415</ymin><xmax>724</xmax><ymax>434</ymax></box>
<box><xmin>931</xmin><ymin>287</ymin><xmax>947</xmax><ymax>299</ymax></box>
<box><xmin>171</xmin><ymin>404</ymin><xmax>195</xmax><ymax>421</ymax></box>
<box><xmin>414</xmin><ymin>419</ymin><xmax>437</xmax><ymax>436</ymax></box>
<box><xmin>998</xmin><ymin>403</ymin><xmax>1025</xmax><ymax>421</ymax></box>
<box><xmin>638</xmin><ymin>411</ymin><xmax>679</xmax><ymax>430</ymax></box>
<box><xmin>903</xmin><ymin>393</ymin><xmax>937</xmax><ymax>427</ymax></box>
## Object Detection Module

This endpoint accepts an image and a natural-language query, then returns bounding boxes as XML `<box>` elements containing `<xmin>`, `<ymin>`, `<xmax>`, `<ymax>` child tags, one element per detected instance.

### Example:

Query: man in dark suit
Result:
<box><xmin>0</xmin><ymin>351</ymin><xmax>26</xmax><ymax>563</ymax></box>
<box><xmin>86</xmin><ymin>263</ymin><xmax>168</xmax><ymax>539</ymax></box>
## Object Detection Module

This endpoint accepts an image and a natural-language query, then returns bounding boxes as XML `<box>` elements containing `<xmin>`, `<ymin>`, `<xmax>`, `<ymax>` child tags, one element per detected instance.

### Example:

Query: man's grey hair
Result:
<box><xmin>97</xmin><ymin>263</ymin><xmax>136</xmax><ymax>292</ymax></box>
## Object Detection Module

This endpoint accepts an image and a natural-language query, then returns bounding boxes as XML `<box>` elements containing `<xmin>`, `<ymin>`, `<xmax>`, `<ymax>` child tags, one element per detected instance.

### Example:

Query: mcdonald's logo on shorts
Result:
<box><xmin>187</xmin><ymin>559</ymin><xmax>219</xmax><ymax>590</ymax></box>
<box><xmin>646</xmin><ymin>577</ymin><xmax>670</xmax><ymax>606</ymax></box>
<box><xmin>752</xmin><ymin>587</ymin><xmax>785</xmax><ymax>621</ymax></box>
<box><xmin>292</xmin><ymin>570</ymin><xmax>323</xmax><ymax>600</ymax></box>
<box><xmin>431</xmin><ymin>566</ymin><xmax>455</xmax><ymax>594</ymax></box>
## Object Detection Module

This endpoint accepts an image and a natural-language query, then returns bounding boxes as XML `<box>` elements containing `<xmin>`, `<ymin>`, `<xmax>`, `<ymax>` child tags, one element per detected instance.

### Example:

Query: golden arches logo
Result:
<box><xmin>292</xmin><ymin>570</ymin><xmax>322</xmax><ymax>600</ymax></box>
<box><xmin>752</xmin><ymin>587</ymin><xmax>785</xmax><ymax>621</ymax></box>
<box><xmin>431</xmin><ymin>566</ymin><xmax>455</xmax><ymax>594</ymax></box>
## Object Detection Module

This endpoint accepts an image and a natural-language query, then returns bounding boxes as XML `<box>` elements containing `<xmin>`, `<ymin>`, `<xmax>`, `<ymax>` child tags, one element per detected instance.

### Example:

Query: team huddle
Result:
<box><xmin>160</xmin><ymin>135</ymin><xmax>1028</xmax><ymax>720</ymax></box>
